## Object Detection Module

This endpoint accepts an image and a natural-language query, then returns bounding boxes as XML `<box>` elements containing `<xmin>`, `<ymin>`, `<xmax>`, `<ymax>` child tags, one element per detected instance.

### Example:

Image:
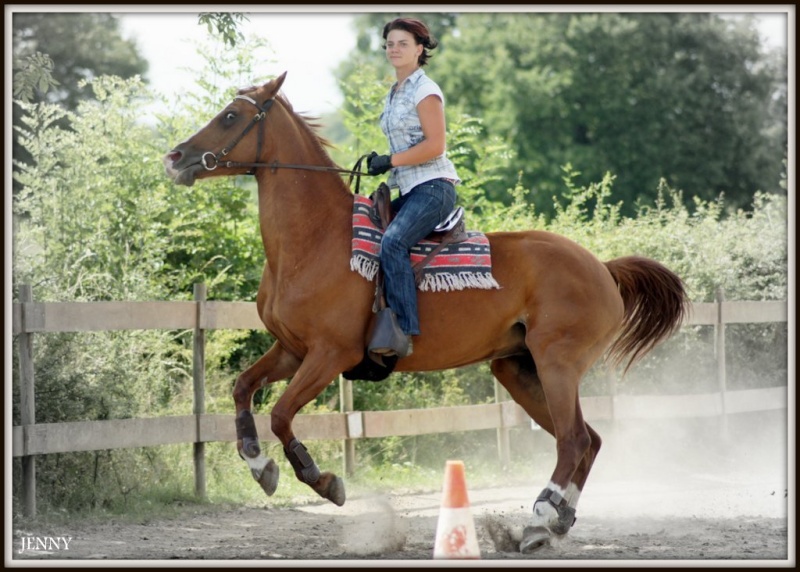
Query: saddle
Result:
<box><xmin>369</xmin><ymin>182</ymin><xmax>468</xmax><ymax>283</ymax></box>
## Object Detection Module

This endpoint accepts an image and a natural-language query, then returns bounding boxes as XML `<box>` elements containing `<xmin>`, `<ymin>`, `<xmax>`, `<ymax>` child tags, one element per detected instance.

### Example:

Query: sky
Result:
<box><xmin>114</xmin><ymin>7</ymin><xmax>790</xmax><ymax>118</ymax></box>
<box><xmin>118</xmin><ymin>11</ymin><xmax>358</xmax><ymax>117</ymax></box>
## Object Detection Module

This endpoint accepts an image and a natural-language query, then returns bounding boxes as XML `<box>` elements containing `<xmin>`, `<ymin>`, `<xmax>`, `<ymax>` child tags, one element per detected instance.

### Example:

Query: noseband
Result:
<box><xmin>200</xmin><ymin>94</ymin><xmax>370</xmax><ymax>193</ymax></box>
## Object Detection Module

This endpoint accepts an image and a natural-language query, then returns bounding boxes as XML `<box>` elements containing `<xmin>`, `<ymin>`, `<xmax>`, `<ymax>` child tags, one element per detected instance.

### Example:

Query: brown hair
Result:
<box><xmin>382</xmin><ymin>18</ymin><xmax>439</xmax><ymax>66</ymax></box>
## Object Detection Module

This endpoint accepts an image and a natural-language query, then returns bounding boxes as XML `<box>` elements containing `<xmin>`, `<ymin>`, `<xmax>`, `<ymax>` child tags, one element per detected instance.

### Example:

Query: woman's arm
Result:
<box><xmin>389</xmin><ymin>94</ymin><xmax>447</xmax><ymax>167</ymax></box>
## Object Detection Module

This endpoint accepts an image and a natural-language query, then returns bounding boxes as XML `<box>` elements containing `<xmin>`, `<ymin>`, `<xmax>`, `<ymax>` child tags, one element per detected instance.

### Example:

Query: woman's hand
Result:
<box><xmin>367</xmin><ymin>152</ymin><xmax>393</xmax><ymax>175</ymax></box>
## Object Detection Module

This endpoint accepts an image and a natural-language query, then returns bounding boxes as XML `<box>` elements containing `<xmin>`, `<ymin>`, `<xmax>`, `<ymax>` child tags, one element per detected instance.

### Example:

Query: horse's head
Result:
<box><xmin>163</xmin><ymin>72</ymin><xmax>288</xmax><ymax>187</ymax></box>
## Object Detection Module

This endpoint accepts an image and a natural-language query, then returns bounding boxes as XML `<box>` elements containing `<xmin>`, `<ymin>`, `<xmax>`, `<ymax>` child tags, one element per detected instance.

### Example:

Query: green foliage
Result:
<box><xmin>13</xmin><ymin>52</ymin><xmax>59</xmax><ymax>102</ymax></box>
<box><xmin>12</xmin><ymin>13</ymin><xmax>148</xmax><ymax>109</ymax></box>
<box><xmin>198</xmin><ymin>13</ymin><xmax>249</xmax><ymax>48</ymax></box>
<box><xmin>14</xmin><ymin>77</ymin><xmax>170</xmax><ymax>300</ymax></box>
<box><xmin>343</xmin><ymin>12</ymin><xmax>787</xmax><ymax>218</ymax></box>
<box><xmin>11</xmin><ymin>13</ymin><xmax>150</xmax><ymax>200</ymax></box>
<box><xmin>330</xmin><ymin>60</ymin><xmax>388</xmax><ymax>164</ymax></box>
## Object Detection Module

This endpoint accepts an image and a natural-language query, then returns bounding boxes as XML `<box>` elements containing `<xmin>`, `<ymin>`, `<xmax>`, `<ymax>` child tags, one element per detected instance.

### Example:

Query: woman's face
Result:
<box><xmin>385</xmin><ymin>29</ymin><xmax>423</xmax><ymax>70</ymax></box>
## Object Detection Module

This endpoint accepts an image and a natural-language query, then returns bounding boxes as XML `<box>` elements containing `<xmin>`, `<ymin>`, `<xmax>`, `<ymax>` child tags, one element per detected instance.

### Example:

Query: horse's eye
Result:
<box><xmin>225</xmin><ymin>111</ymin><xmax>237</xmax><ymax>121</ymax></box>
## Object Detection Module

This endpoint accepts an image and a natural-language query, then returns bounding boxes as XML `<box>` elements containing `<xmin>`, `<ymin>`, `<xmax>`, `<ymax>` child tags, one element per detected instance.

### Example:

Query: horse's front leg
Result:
<box><xmin>270</xmin><ymin>347</ymin><xmax>358</xmax><ymax>506</ymax></box>
<box><xmin>233</xmin><ymin>341</ymin><xmax>301</xmax><ymax>496</ymax></box>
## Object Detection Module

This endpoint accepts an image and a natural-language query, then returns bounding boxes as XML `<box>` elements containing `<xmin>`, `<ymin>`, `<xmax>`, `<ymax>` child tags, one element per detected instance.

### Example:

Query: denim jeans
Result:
<box><xmin>380</xmin><ymin>179</ymin><xmax>458</xmax><ymax>335</ymax></box>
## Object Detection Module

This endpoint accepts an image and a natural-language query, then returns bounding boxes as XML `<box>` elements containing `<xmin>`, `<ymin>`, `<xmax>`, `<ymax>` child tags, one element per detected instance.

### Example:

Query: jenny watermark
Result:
<box><xmin>17</xmin><ymin>536</ymin><xmax>73</xmax><ymax>554</ymax></box>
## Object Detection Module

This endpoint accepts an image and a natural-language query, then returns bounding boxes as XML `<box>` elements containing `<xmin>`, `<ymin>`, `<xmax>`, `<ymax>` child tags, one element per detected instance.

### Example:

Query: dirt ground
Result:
<box><xmin>9</xmin><ymin>416</ymin><xmax>793</xmax><ymax>565</ymax></box>
<box><xmin>9</xmin><ymin>466</ymin><xmax>790</xmax><ymax>564</ymax></box>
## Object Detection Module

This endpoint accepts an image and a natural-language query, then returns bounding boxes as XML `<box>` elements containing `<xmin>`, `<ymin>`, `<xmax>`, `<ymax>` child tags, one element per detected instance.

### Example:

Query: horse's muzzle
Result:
<box><xmin>163</xmin><ymin>150</ymin><xmax>203</xmax><ymax>187</ymax></box>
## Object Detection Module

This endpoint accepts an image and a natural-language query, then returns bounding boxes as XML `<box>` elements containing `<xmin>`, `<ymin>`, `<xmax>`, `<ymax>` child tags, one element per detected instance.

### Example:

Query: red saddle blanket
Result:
<box><xmin>350</xmin><ymin>195</ymin><xmax>500</xmax><ymax>292</ymax></box>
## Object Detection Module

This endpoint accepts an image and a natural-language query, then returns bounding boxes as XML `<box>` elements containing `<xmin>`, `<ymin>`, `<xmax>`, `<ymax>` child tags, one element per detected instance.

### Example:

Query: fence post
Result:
<box><xmin>607</xmin><ymin>365</ymin><xmax>617</xmax><ymax>422</ymax></box>
<box><xmin>193</xmin><ymin>284</ymin><xmax>207</xmax><ymax>500</ymax></box>
<box><xmin>715</xmin><ymin>287</ymin><xmax>729</xmax><ymax>440</ymax></box>
<box><xmin>340</xmin><ymin>375</ymin><xmax>356</xmax><ymax>476</ymax></box>
<box><xmin>494</xmin><ymin>380</ymin><xmax>511</xmax><ymax>470</ymax></box>
<box><xmin>18</xmin><ymin>284</ymin><xmax>37</xmax><ymax>518</ymax></box>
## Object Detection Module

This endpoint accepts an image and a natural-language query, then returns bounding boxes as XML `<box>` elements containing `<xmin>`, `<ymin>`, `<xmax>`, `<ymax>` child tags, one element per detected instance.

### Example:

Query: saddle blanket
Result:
<box><xmin>350</xmin><ymin>194</ymin><xmax>501</xmax><ymax>293</ymax></box>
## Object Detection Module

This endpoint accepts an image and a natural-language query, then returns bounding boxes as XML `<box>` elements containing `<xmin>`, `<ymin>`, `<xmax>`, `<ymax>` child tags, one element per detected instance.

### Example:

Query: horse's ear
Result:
<box><xmin>263</xmin><ymin>72</ymin><xmax>288</xmax><ymax>97</ymax></box>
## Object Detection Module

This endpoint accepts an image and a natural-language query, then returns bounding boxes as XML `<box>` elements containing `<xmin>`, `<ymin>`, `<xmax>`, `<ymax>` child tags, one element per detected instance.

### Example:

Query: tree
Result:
<box><xmin>431</xmin><ymin>13</ymin><xmax>787</xmax><ymax>216</ymax></box>
<box><xmin>340</xmin><ymin>12</ymin><xmax>787</xmax><ymax>218</ymax></box>
<box><xmin>198</xmin><ymin>12</ymin><xmax>250</xmax><ymax>48</ymax></box>
<box><xmin>13</xmin><ymin>52</ymin><xmax>60</xmax><ymax>103</ymax></box>
<box><xmin>12</xmin><ymin>13</ymin><xmax>148</xmax><ymax>108</ymax></box>
<box><xmin>11</xmin><ymin>12</ymin><xmax>150</xmax><ymax>198</ymax></box>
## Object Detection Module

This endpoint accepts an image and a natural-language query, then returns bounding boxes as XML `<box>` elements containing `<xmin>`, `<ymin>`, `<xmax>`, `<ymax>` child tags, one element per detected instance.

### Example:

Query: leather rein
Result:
<box><xmin>200</xmin><ymin>94</ymin><xmax>370</xmax><ymax>193</ymax></box>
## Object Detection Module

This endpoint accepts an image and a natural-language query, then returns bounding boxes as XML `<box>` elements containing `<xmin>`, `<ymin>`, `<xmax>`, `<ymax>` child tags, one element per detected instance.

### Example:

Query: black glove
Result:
<box><xmin>367</xmin><ymin>152</ymin><xmax>393</xmax><ymax>176</ymax></box>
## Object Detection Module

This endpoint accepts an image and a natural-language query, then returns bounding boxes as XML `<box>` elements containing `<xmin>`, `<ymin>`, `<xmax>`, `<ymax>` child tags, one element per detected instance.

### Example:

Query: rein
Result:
<box><xmin>201</xmin><ymin>94</ymin><xmax>371</xmax><ymax>194</ymax></box>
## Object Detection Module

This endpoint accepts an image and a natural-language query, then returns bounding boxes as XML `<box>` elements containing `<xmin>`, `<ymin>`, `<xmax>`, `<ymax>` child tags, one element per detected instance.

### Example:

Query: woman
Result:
<box><xmin>367</xmin><ymin>17</ymin><xmax>461</xmax><ymax>359</ymax></box>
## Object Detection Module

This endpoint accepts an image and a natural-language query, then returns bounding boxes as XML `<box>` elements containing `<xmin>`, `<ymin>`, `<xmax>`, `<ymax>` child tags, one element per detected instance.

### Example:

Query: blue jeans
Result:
<box><xmin>380</xmin><ymin>179</ymin><xmax>457</xmax><ymax>335</ymax></box>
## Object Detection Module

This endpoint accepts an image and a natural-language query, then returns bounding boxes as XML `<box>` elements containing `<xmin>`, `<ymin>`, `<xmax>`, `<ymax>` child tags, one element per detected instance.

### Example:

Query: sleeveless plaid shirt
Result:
<box><xmin>379</xmin><ymin>69</ymin><xmax>461</xmax><ymax>195</ymax></box>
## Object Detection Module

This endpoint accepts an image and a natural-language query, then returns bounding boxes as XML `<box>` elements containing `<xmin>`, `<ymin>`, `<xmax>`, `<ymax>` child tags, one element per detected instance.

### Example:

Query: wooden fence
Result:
<box><xmin>12</xmin><ymin>284</ymin><xmax>788</xmax><ymax>517</ymax></box>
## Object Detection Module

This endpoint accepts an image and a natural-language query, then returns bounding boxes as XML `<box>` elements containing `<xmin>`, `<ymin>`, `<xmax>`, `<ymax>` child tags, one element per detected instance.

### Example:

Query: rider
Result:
<box><xmin>367</xmin><ymin>17</ymin><xmax>461</xmax><ymax>358</ymax></box>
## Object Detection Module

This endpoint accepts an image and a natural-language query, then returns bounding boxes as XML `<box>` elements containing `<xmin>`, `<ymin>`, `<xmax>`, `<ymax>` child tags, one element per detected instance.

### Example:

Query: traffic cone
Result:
<box><xmin>433</xmin><ymin>460</ymin><xmax>481</xmax><ymax>559</ymax></box>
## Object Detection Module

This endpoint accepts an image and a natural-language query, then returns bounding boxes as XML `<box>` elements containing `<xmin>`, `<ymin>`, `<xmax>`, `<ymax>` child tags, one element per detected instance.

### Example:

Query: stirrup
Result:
<box><xmin>367</xmin><ymin>308</ymin><xmax>412</xmax><ymax>358</ymax></box>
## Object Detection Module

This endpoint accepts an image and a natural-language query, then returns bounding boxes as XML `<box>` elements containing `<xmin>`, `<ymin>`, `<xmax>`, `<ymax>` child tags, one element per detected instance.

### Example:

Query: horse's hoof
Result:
<box><xmin>318</xmin><ymin>472</ymin><xmax>346</xmax><ymax>506</ymax></box>
<box><xmin>252</xmin><ymin>458</ymin><xmax>279</xmax><ymax>496</ymax></box>
<box><xmin>520</xmin><ymin>525</ymin><xmax>550</xmax><ymax>553</ymax></box>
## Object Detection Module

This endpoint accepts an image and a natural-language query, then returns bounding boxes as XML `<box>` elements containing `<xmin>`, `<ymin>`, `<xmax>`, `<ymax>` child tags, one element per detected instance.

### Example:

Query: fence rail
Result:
<box><xmin>12</xmin><ymin>285</ymin><xmax>788</xmax><ymax>517</ymax></box>
<box><xmin>11</xmin><ymin>297</ymin><xmax>790</xmax><ymax>337</ymax></box>
<box><xmin>10</xmin><ymin>385</ymin><xmax>788</xmax><ymax>458</ymax></box>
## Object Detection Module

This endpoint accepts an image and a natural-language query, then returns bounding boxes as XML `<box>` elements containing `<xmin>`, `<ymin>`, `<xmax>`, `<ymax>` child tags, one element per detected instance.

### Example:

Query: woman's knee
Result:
<box><xmin>381</xmin><ymin>226</ymin><xmax>411</xmax><ymax>254</ymax></box>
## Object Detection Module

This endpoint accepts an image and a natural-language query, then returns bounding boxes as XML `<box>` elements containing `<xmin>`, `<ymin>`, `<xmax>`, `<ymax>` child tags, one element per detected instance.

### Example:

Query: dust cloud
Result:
<box><xmin>580</xmin><ymin>402</ymin><xmax>789</xmax><ymax>522</ymax></box>
<box><xmin>337</xmin><ymin>494</ymin><xmax>408</xmax><ymax>555</ymax></box>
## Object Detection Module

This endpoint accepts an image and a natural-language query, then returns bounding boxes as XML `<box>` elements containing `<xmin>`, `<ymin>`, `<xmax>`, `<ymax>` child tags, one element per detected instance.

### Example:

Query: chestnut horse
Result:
<box><xmin>164</xmin><ymin>72</ymin><xmax>688</xmax><ymax>552</ymax></box>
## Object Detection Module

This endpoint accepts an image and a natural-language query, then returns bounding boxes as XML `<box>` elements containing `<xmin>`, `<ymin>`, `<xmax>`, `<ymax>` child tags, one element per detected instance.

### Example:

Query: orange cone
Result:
<box><xmin>433</xmin><ymin>460</ymin><xmax>481</xmax><ymax>559</ymax></box>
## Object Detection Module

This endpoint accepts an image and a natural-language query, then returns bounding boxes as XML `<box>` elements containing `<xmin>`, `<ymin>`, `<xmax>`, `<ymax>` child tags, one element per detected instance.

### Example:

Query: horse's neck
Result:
<box><xmin>255</xmin><ymin>129</ymin><xmax>352</xmax><ymax>266</ymax></box>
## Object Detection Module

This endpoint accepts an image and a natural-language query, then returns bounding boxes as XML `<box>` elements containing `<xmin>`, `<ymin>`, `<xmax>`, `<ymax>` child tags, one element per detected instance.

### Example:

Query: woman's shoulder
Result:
<box><xmin>413</xmin><ymin>69</ymin><xmax>440</xmax><ymax>88</ymax></box>
<box><xmin>412</xmin><ymin>71</ymin><xmax>444</xmax><ymax>104</ymax></box>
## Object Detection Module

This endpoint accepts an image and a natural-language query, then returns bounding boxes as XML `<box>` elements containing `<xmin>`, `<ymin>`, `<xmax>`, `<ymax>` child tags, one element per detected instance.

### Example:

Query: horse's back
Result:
<box><xmin>487</xmin><ymin>229</ymin><xmax>618</xmax><ymax>296</ymax></box>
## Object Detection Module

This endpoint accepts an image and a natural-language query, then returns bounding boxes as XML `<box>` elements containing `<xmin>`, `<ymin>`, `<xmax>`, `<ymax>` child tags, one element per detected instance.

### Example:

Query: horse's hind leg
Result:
<box><xmin>526</xmin><ymin>329</ymin><xmax>607</xmax><ymax>549</ymax></box>
<box><xmin>567</xmin><ymin>421</ymin><xmax>601</xmax><ymax>509</ymax></box>
<box><xmin>491</xmin><ymin>352</ymin><xmax>599</xmax><ymax>552</ymax></box>
<box><xmin>232</xmin><ymin>341</ymin><xmax>301</xmax><ymax>496</ymax></box>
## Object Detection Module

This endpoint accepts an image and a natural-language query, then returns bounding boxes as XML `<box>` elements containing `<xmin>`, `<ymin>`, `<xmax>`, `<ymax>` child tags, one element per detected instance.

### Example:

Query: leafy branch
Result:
<box><xmin>13</xmin><ymin>52</ymin><xmax>60</xmax><ymax>102</ymax></box>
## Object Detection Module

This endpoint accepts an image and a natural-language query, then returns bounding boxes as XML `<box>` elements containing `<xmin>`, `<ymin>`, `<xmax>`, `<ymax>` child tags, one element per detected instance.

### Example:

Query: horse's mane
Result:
<box><xmin>275</xmin><ymin>93</ymin><xmax>336</xmax><ymax>152</ymax></box>
<box><xmin>235</xmin><ymin>85</ymin><xmax>349</xmax><ymax>191</ymax></box>
<box><xmin>235</xmin><ymin>85</ymin><xmax>336</xmax><ymax>152</ymax></box>
<box><xmin>269</xmin><ymin>90</ymin><xmax>340</xmax><ymax>171</ymax></box>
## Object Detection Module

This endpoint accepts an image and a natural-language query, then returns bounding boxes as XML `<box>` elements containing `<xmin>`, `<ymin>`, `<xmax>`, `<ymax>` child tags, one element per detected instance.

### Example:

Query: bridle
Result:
<box><xmin>200</xmin><ymin>94</ymin><xmax>371</xmax><ymax>193</ymax></box>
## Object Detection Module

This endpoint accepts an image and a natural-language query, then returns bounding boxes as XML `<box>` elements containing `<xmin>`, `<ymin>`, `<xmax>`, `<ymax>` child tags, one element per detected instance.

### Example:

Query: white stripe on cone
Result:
<box><xmin>433</xmin><ymin>507</ymin><xmax>480</xmax><ymax>559</ymax></box>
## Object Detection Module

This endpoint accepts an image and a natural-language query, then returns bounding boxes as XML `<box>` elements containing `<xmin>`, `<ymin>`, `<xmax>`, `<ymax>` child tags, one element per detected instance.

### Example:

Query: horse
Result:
<box><xmin>163</xmin><ymin>72</ymin><xmax>689</xmax><ymax>553</ymax></box>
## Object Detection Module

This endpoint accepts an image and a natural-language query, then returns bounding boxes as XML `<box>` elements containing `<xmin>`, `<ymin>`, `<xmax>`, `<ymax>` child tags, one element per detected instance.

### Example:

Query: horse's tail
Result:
<box><xmin>604</xmin><ymin>256</ymin><xmax>690</xmax><ymax>373</ymax></box>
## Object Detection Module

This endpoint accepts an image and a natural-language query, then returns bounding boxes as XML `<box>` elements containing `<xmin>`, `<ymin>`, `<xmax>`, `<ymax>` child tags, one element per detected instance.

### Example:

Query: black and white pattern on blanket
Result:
<box><xmin>349</xmin><ymin>195</ymin><xmax>501</xmax><ymax>292</ymax></box>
